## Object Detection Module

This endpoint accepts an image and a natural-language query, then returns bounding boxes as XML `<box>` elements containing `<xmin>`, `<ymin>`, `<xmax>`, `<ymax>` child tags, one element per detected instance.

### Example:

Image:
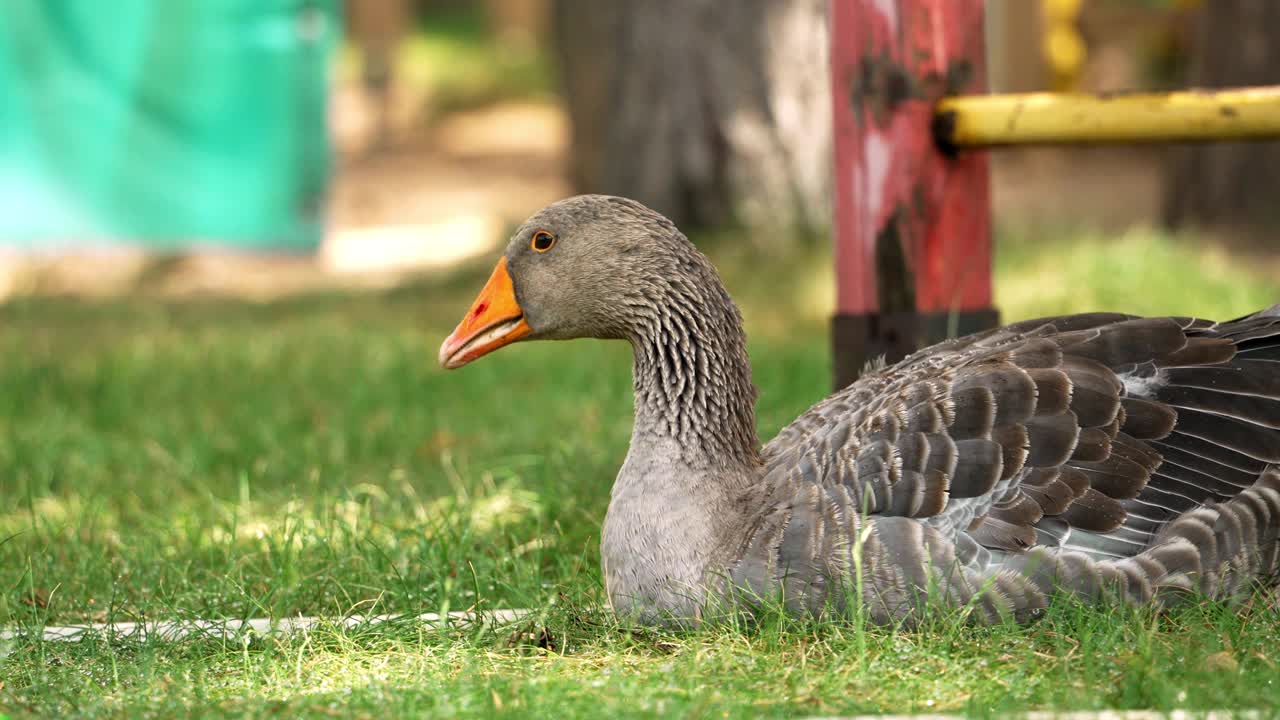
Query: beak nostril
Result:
<box><xmin>474</xmin><ymin>302</ymin><xmax>488</xmax><ymax>317</ymax></box>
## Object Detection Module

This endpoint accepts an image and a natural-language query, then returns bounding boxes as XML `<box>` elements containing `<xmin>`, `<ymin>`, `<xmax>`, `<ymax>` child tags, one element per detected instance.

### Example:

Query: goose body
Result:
<box><xmin>441</xmin><ymin>195</ymin><xmax>1280</xmax><ymax>625</ymax></box>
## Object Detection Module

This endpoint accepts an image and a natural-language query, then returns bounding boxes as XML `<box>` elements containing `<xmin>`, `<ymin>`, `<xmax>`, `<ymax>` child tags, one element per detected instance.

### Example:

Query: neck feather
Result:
<box><xmin>628</xmin><ymin>275</ymin><xmax>760</xmax><ymax>468</ymax></box>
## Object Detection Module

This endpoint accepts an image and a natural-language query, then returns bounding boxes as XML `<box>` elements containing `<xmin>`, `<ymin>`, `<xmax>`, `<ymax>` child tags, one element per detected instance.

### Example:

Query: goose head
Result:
<box><xmin>439</xmin><ymin>194</ymin><xmax>718</xmax><ymax>369</ymax></box>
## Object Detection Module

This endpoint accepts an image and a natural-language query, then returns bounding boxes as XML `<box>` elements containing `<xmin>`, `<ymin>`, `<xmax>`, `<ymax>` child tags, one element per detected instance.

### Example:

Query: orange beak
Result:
<box><xmin>439</xmin><ymin>257</ymin><xmax>532</xmax><ymax>369</ymax></box>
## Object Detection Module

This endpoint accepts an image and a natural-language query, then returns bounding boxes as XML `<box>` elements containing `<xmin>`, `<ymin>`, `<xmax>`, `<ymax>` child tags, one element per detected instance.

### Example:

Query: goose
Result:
<box><xmin>439</xmin><ymin>194</ymin><xmax>1280</xmax><ymax>626</ymax></box>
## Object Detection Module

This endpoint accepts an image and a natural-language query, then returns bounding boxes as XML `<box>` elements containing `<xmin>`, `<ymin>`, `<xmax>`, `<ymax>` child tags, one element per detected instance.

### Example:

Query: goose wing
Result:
<box><xmin>759</xmin><ymin>309</ymin><xmax>1280</xmax><ymax>563</ymax></box>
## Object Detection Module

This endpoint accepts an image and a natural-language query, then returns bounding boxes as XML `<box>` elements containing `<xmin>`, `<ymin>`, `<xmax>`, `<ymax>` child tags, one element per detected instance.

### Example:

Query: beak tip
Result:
<box><xmin>438</xmin><ymin>335</ymin><xmax>460</xmax><ymax>370</ymax></box>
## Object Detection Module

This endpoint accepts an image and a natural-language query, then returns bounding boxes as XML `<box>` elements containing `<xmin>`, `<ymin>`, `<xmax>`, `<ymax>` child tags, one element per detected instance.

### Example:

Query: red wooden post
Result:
<box><xmin>830</xmin><ymin>0</ymin><xmax>998</xmax><ymax>388</ymax></box>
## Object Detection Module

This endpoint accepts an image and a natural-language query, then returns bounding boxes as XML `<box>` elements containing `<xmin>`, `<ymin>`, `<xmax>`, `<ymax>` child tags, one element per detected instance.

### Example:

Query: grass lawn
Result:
<box><xmin>2</xmin><ymin>227</ymin><xmax>1279</xmax><ymax>717</ymax></box>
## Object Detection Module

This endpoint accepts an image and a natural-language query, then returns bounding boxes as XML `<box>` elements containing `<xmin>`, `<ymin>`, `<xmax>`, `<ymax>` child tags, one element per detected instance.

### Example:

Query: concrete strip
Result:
<box><xmin>1</xmin><ymin>609</ymin><xmax>530</xmax><ymax>644</ymax></box>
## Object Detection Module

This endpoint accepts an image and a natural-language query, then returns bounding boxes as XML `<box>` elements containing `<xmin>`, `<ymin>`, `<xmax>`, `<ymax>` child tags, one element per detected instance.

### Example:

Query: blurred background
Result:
<box><xmin>2</xmin><ymin>0</ymin><xmax>1280</xmax><ymax>661</ymax></box>
<box><xmin>0</xmin><ymin>0</ymin><xmax>1275</xmax><ymax>299</ymax></box>
<box><xmin>3</xmin><ymin>4</ymin><xmax>1280</xmax><ymax>709</ymax></box>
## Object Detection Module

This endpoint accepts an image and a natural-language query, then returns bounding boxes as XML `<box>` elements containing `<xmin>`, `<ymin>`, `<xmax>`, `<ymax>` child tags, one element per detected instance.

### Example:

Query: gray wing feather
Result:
<box><xmin>736</xmin><ymin>310</ymin><xmax>1280</xmax><ymax>623</ymax></box>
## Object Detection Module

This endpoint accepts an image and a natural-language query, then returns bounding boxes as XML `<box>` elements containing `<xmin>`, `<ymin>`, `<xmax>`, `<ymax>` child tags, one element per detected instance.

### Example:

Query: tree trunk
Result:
<box><xmin>985</xmin><ymin>0</ymin><xmax>1045</xmax><ymax>93</ymax></box>
<box><xmin>484</xmin><ymin>0</ymin><xmax>548</xmax><ymax>48</ymax></box>
<box><xmin>346</xmin><ymin>0</ymin><xmax>410</xmax><ymax>151</ymax></box>
<box><xmin>551</xmin><ymin>0</ymin><xmax>830</xmax><ymax>235</ymax></box>
<box><xmin>1162</xmin><ymin>1</ymin><xmax>1280</xmax><ymax>241</ymax></box>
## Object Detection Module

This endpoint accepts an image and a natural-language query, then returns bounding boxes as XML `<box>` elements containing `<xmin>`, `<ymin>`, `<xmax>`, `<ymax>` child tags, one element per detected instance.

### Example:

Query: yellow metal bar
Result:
<box><xmin>936</xmin><ymin>87</ymin><xmax>1280</xmax><ymax>149</ymax></box>
<box><xmin>1041</xmin><ymin>0</ymin><xmax>1085</xmax><ymax>92</ymax></box>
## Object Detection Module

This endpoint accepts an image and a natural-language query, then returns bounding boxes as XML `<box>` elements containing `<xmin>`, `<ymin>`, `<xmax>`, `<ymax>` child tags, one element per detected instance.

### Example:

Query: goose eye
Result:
<box><xmin>531</xmin><ymin>230</ymin><xmax>556</xmax><ymax>252</ymax></box>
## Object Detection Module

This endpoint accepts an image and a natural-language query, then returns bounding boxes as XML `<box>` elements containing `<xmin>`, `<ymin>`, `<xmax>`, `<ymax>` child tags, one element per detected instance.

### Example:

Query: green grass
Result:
<box><xmin>994</xmin><ymin>223</ymin><xmax>1280</xmax><ymax>320</ymax></box>
<box><xmin>2</xmin><ymin>227</ymin><xmax>1278</xmax><ymax>717</ymax></box>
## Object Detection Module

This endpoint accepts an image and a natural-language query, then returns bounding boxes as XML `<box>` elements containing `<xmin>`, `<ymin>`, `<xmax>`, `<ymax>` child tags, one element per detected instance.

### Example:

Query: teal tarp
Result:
<box><xmin>0</xmin><ymin>0</ymin><xmax>338</xmax><ymax>252</ymax></box>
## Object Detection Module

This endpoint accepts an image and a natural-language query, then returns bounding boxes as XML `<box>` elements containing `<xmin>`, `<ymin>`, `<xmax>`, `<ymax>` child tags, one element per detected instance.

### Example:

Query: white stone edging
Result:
<box><xmin>1</xmin><ymin>608</ymin><xmax>530</xmax><ymax>644</ymax></box>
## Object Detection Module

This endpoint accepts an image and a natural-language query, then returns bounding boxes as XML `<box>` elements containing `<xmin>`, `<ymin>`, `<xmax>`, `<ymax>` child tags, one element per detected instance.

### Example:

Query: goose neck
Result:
<box><xmin>627</xmin><ymin>287</ymin><xmax>760</xmax><ymax>470</ymax></box>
